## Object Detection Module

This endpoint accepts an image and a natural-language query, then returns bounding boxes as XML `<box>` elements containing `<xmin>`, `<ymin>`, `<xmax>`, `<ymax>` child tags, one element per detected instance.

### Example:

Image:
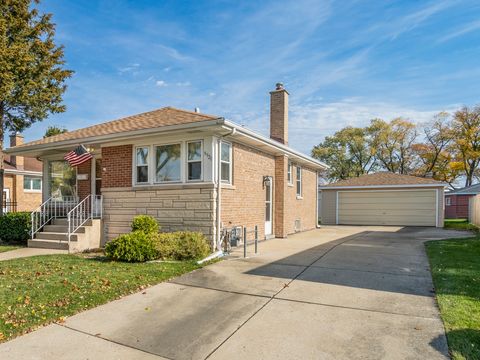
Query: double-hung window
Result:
<box><xmin>220</xmin><ymin>142</ymin><xmax>232</xmax><ymax>183</ymax></box>
<box><xmin>287</xmin><ymin>161</ymin><xmax>293</xmax><ymax>185</ymax></box>
<box><xmin>155</xmin><ymin>143</ymin><xmax>181</xmax><ymax>182</ymax></box>
<box><xmin>296</xmin><ymin>166</ymin><xmax>302</xmax><ymax>197</ymax></box>
<box><xmin>24</xmin><ymin>176</ymin><xmax>42</xmax><ymax>191</ymax></box>
<box><xmin>136</xmin><ymin>147</ymin><xmax>149</xmax><ymax>183</ymax></box>
<box><xmin>187</xmin><ymin>141</ymin><xmax>202</xmax><ymax>181</ymax></box>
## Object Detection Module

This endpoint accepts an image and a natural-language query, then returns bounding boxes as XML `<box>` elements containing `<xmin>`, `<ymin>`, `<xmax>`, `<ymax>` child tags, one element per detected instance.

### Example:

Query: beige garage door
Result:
<box><xmin>337</xmin><ymin>190</ymin><xmax>437</xmax><ymax>226</ymax></box>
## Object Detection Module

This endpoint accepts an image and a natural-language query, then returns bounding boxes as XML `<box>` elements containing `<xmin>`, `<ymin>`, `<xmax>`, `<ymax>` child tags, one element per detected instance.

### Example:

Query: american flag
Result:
<box><xmin>64</xmin><ymin>145</ymin><xmax>93</xmax><ymax>166</ymax></box>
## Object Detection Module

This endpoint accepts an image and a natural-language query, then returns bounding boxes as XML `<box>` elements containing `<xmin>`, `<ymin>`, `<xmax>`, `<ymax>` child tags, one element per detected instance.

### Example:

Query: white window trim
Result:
<box><xmin>23</xmin><ymin>176</ymin><xmax>43</xmax><ymax>193</ymax></box>
<box><xmin>186</xmin><ymin>140</ymin><xmax>203</xmax><ymax>182</ymax></box>
<box><xmin>287</xmin><ymin>161</ymin><xmax>293</xmax><ymax>186</ymax></box>
<box><xmin>296</xmin><ymin>166</ymin><xmax>302</xmax><ymax>198</ymax></box>
<box><xmin>133</xmin><ymin>140</ymin><xmax>209</xmax><ymax>186</ymax></box>
<box><xmin>134</xmin><ymin>146</ymin><xmax>150</xmax><ymax>185</ymax></box>
<box><xmin>445</xmin><ymin>197</ymin><xmax>451</xmax><ymax>206</ymax></box>
<box><xmin>220</xmin><ymin>141</ymin><xmax>233</xmax><ymax>185</ymax></box>
<box><xmin>153</xmin><ymin>141</ymin><xmax>183</xmax><ymax>184</ymax></box>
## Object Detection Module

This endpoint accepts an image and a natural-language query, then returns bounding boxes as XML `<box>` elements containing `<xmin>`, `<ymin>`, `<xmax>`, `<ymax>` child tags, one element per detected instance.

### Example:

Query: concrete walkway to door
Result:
<box><xmin>0</xmin><ymin>226</ymin><xmax>470</xmax><ymax>359</ymax></box>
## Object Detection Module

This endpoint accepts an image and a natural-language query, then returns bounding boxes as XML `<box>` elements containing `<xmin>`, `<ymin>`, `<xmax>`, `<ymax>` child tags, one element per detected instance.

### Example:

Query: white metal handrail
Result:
<box><xmin>67</xmin><ymin>195</ymin><xmax>103</xmax><ymax>251</ymax></box>
<box><xmin>31</xmin><ymin>196</ymin><xmax>78</xmax><ymax>239</ymax></box>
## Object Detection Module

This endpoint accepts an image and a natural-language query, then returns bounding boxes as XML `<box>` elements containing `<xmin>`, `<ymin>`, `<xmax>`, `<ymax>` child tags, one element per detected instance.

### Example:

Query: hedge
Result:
<box><xmin>0</xmin><ymin>212</ymin><xmax>31</xmax><ymax>244</ymax></box>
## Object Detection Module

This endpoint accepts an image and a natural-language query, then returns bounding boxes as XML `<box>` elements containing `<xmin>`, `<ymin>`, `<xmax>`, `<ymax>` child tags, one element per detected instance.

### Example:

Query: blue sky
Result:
<box><xmin>20</xmin><ymin>0</ymin><xmax>480</xmax><ymax>153</ymax></box>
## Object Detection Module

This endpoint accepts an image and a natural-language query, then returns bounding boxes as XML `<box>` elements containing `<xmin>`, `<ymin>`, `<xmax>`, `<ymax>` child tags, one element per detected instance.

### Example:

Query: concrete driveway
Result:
<box><xmin>0</xmin><ymin>226</ymin><xmax>469</xmax><ymax>360</ymax></box>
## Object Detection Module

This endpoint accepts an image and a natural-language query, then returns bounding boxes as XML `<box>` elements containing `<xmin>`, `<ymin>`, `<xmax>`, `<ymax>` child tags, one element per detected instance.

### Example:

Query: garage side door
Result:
<box><xmin>338</xmin><ymin>190</ymin><xmax>437</xmax><ymax>226</ymax></box>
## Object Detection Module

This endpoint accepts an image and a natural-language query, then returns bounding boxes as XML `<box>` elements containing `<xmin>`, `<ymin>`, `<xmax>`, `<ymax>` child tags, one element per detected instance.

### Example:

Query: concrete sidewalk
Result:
<box><xmin>0</xmin><ymin>226</ymin><xmax>469</xmax><ymax>359</ymax></box>
<box><xmin>0</xmin><ymin>247</ymin><xmax>67</xmax><ymax>261</ymax></box>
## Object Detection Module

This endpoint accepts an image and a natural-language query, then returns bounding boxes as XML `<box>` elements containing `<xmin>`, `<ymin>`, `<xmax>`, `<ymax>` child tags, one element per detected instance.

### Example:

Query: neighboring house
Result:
<box><xmin>3</xmin><ymin>133</ymin><xmax>43</xmax><ymax>213</ymax></box>
<box><xmin>319</xmin><ymin>172</ymin><xmax>446</xmax><ymax>227</ymax></box>
<box><xmin>444</xmin><ymin>184</ymin><xmax>480</xmax><ymax>219</ymax></box>
<box><xmin>5</xmin><ymin>84</ymin><xmax>327</xmax><ymax>251</ymax></box>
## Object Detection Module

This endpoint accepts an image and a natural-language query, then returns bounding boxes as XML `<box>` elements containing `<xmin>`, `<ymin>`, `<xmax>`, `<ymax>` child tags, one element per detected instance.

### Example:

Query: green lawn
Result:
<box><xmin>0</xmin><ymin>254</ymin><xmax>201</xmax><ymax>342</ymax></box>
<box><xmin>426</xmin><ymin>237</ymin><xmax>480</xmax><ymax>360</ymax></box>
<box><xmin>0</xmin><ymin>244</ymin><xmax>21</xmax><ymax>253</ymax></box>
<box><xmin>444</xmin><ymin>219</ymin><xmax>479</xmax><ymax>232</ymax></box>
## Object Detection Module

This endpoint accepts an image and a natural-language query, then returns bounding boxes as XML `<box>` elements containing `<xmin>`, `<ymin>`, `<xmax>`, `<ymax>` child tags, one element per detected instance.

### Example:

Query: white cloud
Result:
<box><xmin>118</xmin><ymin>63</ymin><xmax>140</xmax><ymax>74</ymax></box>
<box><xmin>176</xmin><ymin>81</ymin><xmax>191</xmax><ymax>87</ymax></box>
<box><xmin>282</xmin><ymin>98</ymin><xmax>460</xmax><ymax>153</ymax></box>
<box><xmin>155</xmin><ymin>80</ymin><xmax>167</xmax><ymax>87</ymax></box>
<box><xmin>437</xmin><ymin>19</ymin><xmax>480</xmax><ymax>43</ymax></box>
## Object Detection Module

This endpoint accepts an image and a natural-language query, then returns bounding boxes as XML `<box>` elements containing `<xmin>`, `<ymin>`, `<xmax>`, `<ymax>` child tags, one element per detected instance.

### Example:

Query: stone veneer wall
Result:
<box><xmin>102</xmin><ymin>185</ymin><xmax>216</xmax><ymax>244</ymax></box>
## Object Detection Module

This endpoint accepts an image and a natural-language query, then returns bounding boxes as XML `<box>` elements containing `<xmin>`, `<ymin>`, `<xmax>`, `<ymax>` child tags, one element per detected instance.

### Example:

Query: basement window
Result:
<box><xmin>296</xmin><ymin>166</ymin><xmax>302</xmax><ymax>198</ymax></box>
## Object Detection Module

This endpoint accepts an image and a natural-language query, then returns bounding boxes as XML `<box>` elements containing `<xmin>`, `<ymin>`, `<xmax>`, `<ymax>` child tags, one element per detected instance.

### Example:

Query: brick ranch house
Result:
<box><xmin>5</xmin><ymin>84</ymin><xmax>327</xmax><ymax>252</ymax></box>
<box><xmin>3</xmin><ymin>133</ymin><xmax>43</xmax><ymax>213</ymax></box>
<box><xmin>444</xmin><ymin>183</ymin><xmax>480</xmax><ymax>219</ymax></box>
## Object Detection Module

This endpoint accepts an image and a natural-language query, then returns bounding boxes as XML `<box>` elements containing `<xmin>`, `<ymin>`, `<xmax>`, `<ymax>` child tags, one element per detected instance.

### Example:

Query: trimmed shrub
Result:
<box><xmin>155</xmin><ymin>231</ymin><xmax>210</xmax><ymax>260</ymax></box>
<box><xmin>0</xmin><ymin>212</ymin><xmax>31</xmax><ymax>244</ymax></box>
<box><xmin>104</xmin><ymin>231</ymin><xmax>158</xmax><ymax>262</ymax></box>
<box><xmin>131</xmin><ymin>215</ymin><xmax>160</xmax><ymax>234</ymax></box>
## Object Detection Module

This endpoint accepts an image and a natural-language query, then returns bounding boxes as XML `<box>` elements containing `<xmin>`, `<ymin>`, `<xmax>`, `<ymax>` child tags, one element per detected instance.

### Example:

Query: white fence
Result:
<box><xmin>469</xmin><ymin>194</ymin><xmax>480</xmax><ymax>226</ymax></box>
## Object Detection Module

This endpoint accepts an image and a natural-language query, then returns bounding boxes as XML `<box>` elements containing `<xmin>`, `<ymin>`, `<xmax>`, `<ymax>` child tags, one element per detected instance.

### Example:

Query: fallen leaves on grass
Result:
<box><xmin>0</xmin><ymin>254</ymin><xmax>200</xmax><ymax>342</ymax></box>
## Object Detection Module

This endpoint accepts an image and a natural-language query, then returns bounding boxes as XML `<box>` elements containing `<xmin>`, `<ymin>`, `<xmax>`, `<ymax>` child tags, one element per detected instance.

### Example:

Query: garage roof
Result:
<box><xmin>320</xmin><ymin>172</ymin><xmax>446</xmax><ymax>190</ymax></box>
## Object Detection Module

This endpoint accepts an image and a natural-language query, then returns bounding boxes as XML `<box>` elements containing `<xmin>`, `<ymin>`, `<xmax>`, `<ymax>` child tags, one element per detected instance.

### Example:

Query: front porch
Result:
<box><xmin>29</xmin><ymin>154</ymin><xmax>104</xmax><ymax>252</ymax></box>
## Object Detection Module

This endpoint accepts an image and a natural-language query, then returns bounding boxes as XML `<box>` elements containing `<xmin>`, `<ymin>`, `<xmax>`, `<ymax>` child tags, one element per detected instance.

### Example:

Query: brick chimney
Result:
<box><xmin>270</xmin><ymin>82</ymin><xmax>289</xmax><ymax>145</ymax></box>
<box><xmin>9</xmin><ymin>132</ymin><xmax>24</xmax><ymax>169</ymax></box>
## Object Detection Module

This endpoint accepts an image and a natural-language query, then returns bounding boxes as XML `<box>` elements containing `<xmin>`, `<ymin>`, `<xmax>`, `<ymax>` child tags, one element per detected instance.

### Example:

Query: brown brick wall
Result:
<box><xmin>76</xmin><ymin>159</ymin><xmax>92</xmax><ymax>200</ymax></box>
<box><xmin>4</xmin><ymin>174</ymin><xmax>42</xmax><ymax>212</ymax></box>
<box><xmin>445</xmin><ymin>194</ymin><xmax>472</xmax><ymax>219</ymax></box>
<box><xmin>221</xmin><ymin>142</ymin><xmax>276</xmax><ymax>238</ymax></box>
<box><xmin>284</xmin><ymin>165</ymin><xmax>318</xmax><ymax>234</ymax></box>
<box><xmin>274</xmin><ymin>155</ymin><xmax>287</xmax><ymax>237</ymax></box>
<box><xmin>102</xmin><ymin>145</ymin><xmax>132</xmax><ymax>188</ymax></box>
<box><xmin>269</xmin><ymin>89</ymin><xmax>288</xmax><ymax>144</ymax></box>
<box><xmin>220</xmin><ymin>142</ymin><xmax>318</xmax><ymax>239</ymax></box>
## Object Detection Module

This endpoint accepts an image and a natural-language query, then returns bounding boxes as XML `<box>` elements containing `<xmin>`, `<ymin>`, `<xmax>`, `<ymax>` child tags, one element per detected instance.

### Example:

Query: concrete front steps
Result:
<box><xmin>28</xmin><ymin>218</ymin><xmax>103</xmax><ymax>252</ymax></box>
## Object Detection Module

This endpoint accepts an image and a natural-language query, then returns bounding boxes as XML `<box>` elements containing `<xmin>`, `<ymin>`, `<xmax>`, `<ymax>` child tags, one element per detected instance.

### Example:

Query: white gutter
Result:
<box><xmin>319</xmin><ymin>183</ymin><xmax>448</xmax><ymax>190</ymax></box>
<box><xmin>6</xmin><ymin>118</ymin><xmax>328</xmax><ymax>171</ymax></box>
<box><xmin>222</xmin><ymin>120</ymin><xmax>328</xmax><ymax>170</ymax></box>
<box><xmin>4</xmin><ymin>169</ymin><xmax>42</xmax><ymax>176</ymax></box>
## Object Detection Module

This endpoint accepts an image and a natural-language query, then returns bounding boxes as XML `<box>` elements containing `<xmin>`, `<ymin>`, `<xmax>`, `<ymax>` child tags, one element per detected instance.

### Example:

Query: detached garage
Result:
<box><xmin>319</xmin><ymin>172</ymin><xmax>446</xmax><ymax>227</ymax></box>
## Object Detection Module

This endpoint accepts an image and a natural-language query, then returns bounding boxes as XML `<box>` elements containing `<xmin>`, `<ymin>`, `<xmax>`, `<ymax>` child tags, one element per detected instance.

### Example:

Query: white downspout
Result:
<box><xmin>216</xmin><ymin>127</ymin><xmax>236</xmax><ymax>251</ymax></box>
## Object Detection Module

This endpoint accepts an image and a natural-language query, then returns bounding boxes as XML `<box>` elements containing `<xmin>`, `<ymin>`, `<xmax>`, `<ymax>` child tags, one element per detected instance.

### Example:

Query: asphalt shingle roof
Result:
<box><xmin>323</xmin><ymin>171</ymin><xmax>444</xmax><ymax>187</ymax></box>
<box><xmin>10</xmin><ymin>107</ymin><xmax>219</xmax><ymax>150</ymax></box>
<box><xmin>446</xmin><ymin>183</ymin><xmax>480</xmax><ymax>194</ymax></box>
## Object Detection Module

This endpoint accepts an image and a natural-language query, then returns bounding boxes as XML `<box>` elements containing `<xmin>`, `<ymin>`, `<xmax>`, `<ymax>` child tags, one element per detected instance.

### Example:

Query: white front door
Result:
<box><xmin>3</xmin><ymin>189</ymin><xmax>10</xmax><ymax>213</ymax></box>
<box><xmin>265</xmin><ymin>177</ymin><xmax>273</xmax><ymax>236</ymax></box>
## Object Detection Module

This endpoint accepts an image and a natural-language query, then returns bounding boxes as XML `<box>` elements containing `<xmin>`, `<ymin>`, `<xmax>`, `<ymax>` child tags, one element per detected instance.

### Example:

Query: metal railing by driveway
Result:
<box><xmin>67</xmin><ymin>195</ymin><xmax>103</xmax><ymax>251</ymax></box>
<box><xmin>220</xmin><ymin>225</ymin><xmax>259</xmax><ymax>257</ymax></box>
<box><xmin>31</xmin><ymin>196</ymin><xmax>78</xmax><ymax>239</ymax></box>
